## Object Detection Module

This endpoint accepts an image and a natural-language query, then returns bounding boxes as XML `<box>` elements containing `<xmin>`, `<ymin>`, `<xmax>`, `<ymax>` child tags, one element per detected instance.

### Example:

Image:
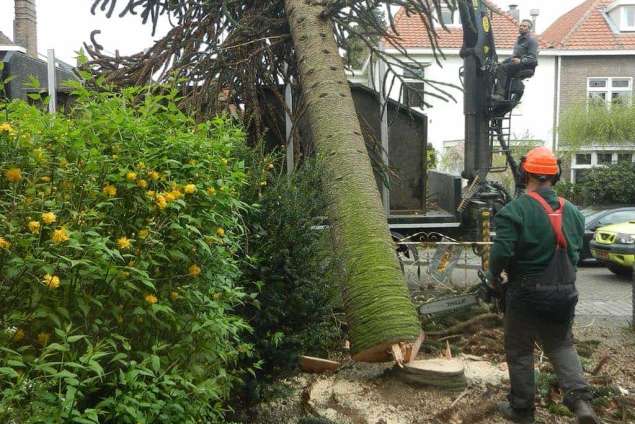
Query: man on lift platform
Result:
<box><xmin>491</xmin><ymin>19</ymin><xmax>538</xmax><ymax>102</ymax></box>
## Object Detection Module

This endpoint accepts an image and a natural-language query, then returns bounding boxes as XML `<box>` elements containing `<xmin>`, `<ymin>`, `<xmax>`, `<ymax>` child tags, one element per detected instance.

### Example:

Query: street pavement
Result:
<box><xmin>574</xmin><ymin>262</ymin><xmax>632</xmax><ymax>327</ymax></box>
<box><xmin>405</xmin><ymin>257</ymin><xmax>633</xmax><ymax>327</ymax></box>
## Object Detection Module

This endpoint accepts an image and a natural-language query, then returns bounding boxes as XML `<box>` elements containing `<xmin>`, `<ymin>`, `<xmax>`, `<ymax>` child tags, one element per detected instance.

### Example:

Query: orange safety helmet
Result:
<box><xmin>522</xmin><ymin>147</ymin><xmax>560</xmax><ymax>176</ymax></box>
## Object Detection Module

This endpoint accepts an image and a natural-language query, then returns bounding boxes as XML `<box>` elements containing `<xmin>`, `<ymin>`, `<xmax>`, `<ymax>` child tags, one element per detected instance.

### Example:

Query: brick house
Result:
<box><xmin>0</xmin><ymin>1</ymin><xmax>76</xmax><ymax>105</ymax></box>
<box><xmin>542</xmin><ymin>0</ymin><xmax>635</xmax><ymax>183</ymax></box>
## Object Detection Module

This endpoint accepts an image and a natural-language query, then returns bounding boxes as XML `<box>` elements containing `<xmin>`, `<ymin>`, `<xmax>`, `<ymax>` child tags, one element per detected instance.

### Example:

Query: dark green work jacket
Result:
<box><xmin>490</xmin><ymin>188</ymin><xmax>585</xmax><ymax>278</ymax></box>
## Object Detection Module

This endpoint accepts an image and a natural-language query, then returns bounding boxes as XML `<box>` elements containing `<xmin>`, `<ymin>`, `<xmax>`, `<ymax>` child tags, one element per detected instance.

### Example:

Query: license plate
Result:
<box><xmin>593</xmin><ymin>249</ymin><xmax>609</xmax><ymax>259</ymax></box>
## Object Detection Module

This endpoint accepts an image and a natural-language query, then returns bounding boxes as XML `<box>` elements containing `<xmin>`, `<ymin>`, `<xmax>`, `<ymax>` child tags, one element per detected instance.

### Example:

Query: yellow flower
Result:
<box><xmin>138</xmin><ymin>228</ymin><xmax>150</xmax><ymax>240</ymax></box>
<box><xmin>37</xmin><ymin>332</ymin><xmax>50</xmax><ymax>346</ymax></box>
<box><xmin>41</xmin><ymin>212</ymin><xmax>57</xmax><ymax>225</ymax></box>
<box><xmin>259</xmin><ymin>181</ymin><xmax>267</xmax><ymax>187</ymax></box>
<box><xmin>144</xmin><ymin>294</ymin><xmax>158</xmax><ymax>305</ymax></box>
<box><xmin>155</xmin><ymin>195</ymin><xmax>167</xmax><ymax>209</ymax></box>
<box><xmin>188</xmin><ymin>159</ymin><xmax>197</xmax><ymax>165</ymax></box>
<box><xmin>148</xmin><ymin>171</ymin><xmax>160</xmax><ymax>181</ymax></box>
<box><xmin>221</xmin><ymin>158</ymin><xmax>228</xmax><ymax>166</ymax></box>
<box><xmin>164</xmin><ymin>192</ymin><xmax>176</xmax><ymax>202</ymax></box>
<box><xmin>51</xmin><ymin>227</ymin><xmax>69</xmax><ymax>244</ymax></box>
<box><xmin>42</xmin><ymin>273</ymin><xmax>61</xmax><ymax>289</ymax></box>
<box><xmin>0</xmin><ymin>122</ymin><xmax>15</xmax><ymax>135</ymax></box>
<box><xmin>116</xmin><ymin>236</ymin><xmax>131</xmax><ymax>250</ymax></box>
<box><xmin>13</xmin><ymin>328</ymin><xmax>25</xmax><ymax>342</ymax></box>
<box><xmin>136</xmin><ymin>179</ymin><xmax>148</xmax><ymax>189</ymax></box>
<box><xmin>27</xmin><ymin>220</ymin><xmax>41</xmax><ymax>234</ymax></box>
<box><xmin>146</xmin><ymin>190</ymin><xmax>156</xmax><ymax>198</ymax></box>
<box><xmin>126</xmin><ymin>171</ymin><xmax>137</xmax><ymax>181</ymax></box>
<box><xmin>184</xmin><ymin>184</ymin><xmax>197</xmax><ymax>194</ymax></box>
<box><xmin>103</xmin><ymin>184</ymin><xmax>117</xmax><ymax>197</ymax></box>
<box><xmin>136</xmin><ymin>162</ymin><xmax>145</xmax><ymax>169</ymax></box>
<box><xmin>170</xmin><ymin>291</ymin><xmax>179</xmax><ymax>301</ymax></box>
<box><xmin>216</xmin><ymin>227</ymin><xmax>225</xmax><ymax>238</ymax></box>
<box><xmin>207</xmin><ymin>187</ymin><xmax>216</xmax><ymax>195</ymax></box>
<box><xmin>0</xmin><ymin>237</ymin><xmax>10</xmax><ymax>250</ymax></box>
<box><xmin>170</xmin><ymin>189</ymin><xmax>183</xmax><ymax>199</ymax></box>
<box><xmin>188</xmin><ymin>264</ymin><xmax>201</xmax><ymax>277</ymax></box>
<box><xmin>5</xmin><ymin>167</ymin><xmax>22</xmax><ymax>183</ymax></box>
<box><xmin>40</xmin><ymin>176</ymin><xmax>51</xmax><ymax>182</ymax></box>
<box><xmin>33</xmin><ymin>148</ymin><xmax>47</xmax><ymax>163</ymax></box>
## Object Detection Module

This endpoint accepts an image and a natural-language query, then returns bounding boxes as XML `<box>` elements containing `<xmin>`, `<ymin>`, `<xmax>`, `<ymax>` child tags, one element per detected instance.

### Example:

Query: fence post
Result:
<box><xmin>632</xmin><ymin>263</ymin><xmax>634</xmax><ymax>330</ymax></box>
<box><xmin>46</xmin><ymin>49</ymin><xmax>56</xmax><ymax>114</ymax></box>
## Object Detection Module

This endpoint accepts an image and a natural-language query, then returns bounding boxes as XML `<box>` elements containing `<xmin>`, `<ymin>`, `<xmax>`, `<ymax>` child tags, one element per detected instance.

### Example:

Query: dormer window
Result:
<box><xmin>439</xmin><ymin>7</ymin><xmax>461</xmax><ymax>26</ymax></box>
<box><xmin>624</xmin><ymin>5</ymin><xmax>635</xmax><ymax>29</ymax></box>
<box><xmin>607</xmin><ymin>1</ymin><xmax>635</xmax><ymax>31</ymax></box>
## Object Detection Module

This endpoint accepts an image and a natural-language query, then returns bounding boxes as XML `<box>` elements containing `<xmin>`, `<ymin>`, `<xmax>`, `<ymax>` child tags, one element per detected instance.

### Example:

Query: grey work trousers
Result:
<box><xmin>504</xmin><ymin>303</ymin><xmax>592</xmax><ymax>411</ymax></box>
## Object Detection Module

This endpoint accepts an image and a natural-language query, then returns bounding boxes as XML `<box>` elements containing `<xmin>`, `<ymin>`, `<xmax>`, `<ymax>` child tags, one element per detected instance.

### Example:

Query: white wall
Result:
<box><xmin>376</xmin><ymin>50</ymin><xmax>557</xmax><ymax>154</ymax></box>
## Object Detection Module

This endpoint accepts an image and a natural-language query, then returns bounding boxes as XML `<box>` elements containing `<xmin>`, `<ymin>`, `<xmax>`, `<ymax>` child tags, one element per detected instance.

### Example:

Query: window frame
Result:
<box><xmin>587</xmin><ymin>77</ymin><xmax>633</xmax><ymax>108</ymax></box>
<box><xmin>401</xmin><ymin>64</ymin><xmax>427</xmax><ymax>109</ymax></box>
<box><xmin>438</xmin><ymin>6</ymin><xmax>461</xmax><ymax>27</ymax></box>
<box><xmin>621</xmin><ymin>5</ymin><xmax>635</xmax><ymax>31</ymax></box>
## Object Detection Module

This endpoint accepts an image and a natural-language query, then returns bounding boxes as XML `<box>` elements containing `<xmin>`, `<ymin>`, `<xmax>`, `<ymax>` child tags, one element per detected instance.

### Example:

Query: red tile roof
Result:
<box><xmin>386</xmin><ymin>1</ymin><xmax>528</xmax><ymax>49</ymax></box>
<box><xmin>542</xmin><ymin>0</ymin><xmax>635</xmax><ymax>50</ymax></box>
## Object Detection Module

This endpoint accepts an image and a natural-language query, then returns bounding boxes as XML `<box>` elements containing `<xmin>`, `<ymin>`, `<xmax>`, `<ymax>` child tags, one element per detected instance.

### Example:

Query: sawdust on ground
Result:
<box><xmin>247</xmin><ymin>324</ymin><xmax>635</xmax><ymax>424</ymax></box>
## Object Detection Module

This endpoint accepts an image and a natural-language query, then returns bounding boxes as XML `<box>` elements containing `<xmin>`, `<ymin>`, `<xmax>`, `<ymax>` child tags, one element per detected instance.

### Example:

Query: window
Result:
<box><xmin>576</xmin><ymin>153</ymin><xmax>592</xmax><ymax>165</ymax></box>
<box><xmin>439</xmin><ymin>6</ymin><xmax>460</xmax><ymax>26</ymax></box>
<box><xmin>574</xmin><ymin>169</ymin><xmax>591</xmax><ymax>183</ymax></box>
<box><xmin>598</xmin><ymin>210</ymin><xmax>635</xmax><ymax>226</ymax></box>
<box><xmin>402</xmin><ymin>65</ymin><xmax>426</xmax><ymax>108</ymax></box>
<box><xmin>597</xmin><ymin>153</ymin><xmax>613</xmax><ymax>165</ymax></box>
<box><xmin>587</xmin><ymin>77</ymin><xmax>632</xmax><ymax>108</ymax></box>
<box><xmin>623</xmin><ymin>6</ymin><xmax>635</xmax><ymax>30</ymax></box>
<box><xmin>618</xmin><ymin>153</ymin><xmax>633</xmax><ymax>163</ymax></box>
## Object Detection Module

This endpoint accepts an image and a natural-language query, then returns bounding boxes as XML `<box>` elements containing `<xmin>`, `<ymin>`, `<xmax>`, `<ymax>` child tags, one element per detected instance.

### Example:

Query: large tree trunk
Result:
<box><xmin>284</xmin><ymin>0</ymin><xmax>420</xmax><ymax>362</ymax></box>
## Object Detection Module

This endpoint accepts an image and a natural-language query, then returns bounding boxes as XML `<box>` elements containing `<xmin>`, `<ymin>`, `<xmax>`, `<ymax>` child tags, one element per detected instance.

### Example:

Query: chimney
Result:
<box><xmin>13</xmin><ymin>0</ymin><xmax>38</xmax><ymax>58</ymax></box>
<box><xmin>530</xmin><ymin>9</ymin><xmax>540</xmax><ymax>31</ymax></box>
<box><xmin>508</xmin><ymin>4</ymin><xmax>520</xmax><ymax>22</ymax></box>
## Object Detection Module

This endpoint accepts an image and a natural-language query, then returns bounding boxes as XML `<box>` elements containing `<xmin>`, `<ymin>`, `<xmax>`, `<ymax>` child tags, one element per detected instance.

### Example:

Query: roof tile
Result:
<box><xmin>386</xmin><ymin>1</ymin><xmax>530</xmax><ymax>49</ymax></box>
<box><xmin>541</xmin><ymin>0</ymin><xmax>635</xmax><ymax>50</ymax></box>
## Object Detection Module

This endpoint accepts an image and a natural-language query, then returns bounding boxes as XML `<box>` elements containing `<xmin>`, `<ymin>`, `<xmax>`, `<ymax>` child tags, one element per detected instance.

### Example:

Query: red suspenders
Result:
<box><xmin>526</xmin><ymin>192</ymin><xmax>567</xmax><ymax>249</ymax></box>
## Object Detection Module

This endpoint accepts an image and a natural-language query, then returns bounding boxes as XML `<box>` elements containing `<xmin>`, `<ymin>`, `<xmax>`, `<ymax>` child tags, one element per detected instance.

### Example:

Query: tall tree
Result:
<box><xmin>87</xmin><ymin>0</ymin><xmax>457</xmax><ymax>361</ymax></box>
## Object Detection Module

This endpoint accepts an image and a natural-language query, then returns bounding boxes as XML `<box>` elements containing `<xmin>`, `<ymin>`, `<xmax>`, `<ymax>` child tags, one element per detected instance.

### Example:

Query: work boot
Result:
<box><xmin>572</xmin><ymin>400</ymin><xmax>601</xmax><ymax>424</ymax></box>
<box><xmin>496</xmin><ymin>401</ymin><xmax>535</xmax><ymax>424</ymax></box>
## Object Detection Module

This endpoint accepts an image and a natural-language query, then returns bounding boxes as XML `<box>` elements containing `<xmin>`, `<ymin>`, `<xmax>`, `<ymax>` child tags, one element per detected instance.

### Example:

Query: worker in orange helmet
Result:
<box><xmin>486</xmin><ymin>147</ymin><xmax>600</xmax><ymax>423</ymax></box>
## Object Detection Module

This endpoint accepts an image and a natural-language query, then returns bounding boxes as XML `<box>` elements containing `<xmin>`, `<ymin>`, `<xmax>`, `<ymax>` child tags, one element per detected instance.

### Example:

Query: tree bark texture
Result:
<box><xmin>284</xmin><ymin>0</ymin><xmax>420</xmax><ymax>361</ymax></box>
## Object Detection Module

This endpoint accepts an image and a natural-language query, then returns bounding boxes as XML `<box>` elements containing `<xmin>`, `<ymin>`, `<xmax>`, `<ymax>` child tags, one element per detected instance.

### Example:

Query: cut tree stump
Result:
<box><xmin>396</xmin><ymin>359</ymin><xmax>467</xmax><ymax>391</ymax></box>
<box><xmin>299</xmin><ymin>356</ymin><xmax>341</xmax><ymax>373</ymax></box>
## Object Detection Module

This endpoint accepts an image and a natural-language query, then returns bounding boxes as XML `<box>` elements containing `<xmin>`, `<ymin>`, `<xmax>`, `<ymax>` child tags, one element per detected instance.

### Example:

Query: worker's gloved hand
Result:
<box><xmin>478</xmin><ymin>270</ymin><xmax>503</xmax><ymax>304</ymax></box>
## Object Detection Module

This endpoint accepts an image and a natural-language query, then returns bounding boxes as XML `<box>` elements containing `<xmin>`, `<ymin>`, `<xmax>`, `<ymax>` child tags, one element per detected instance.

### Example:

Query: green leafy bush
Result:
<box><xmin>559</xmin><ymin>103</ymin><xmax>635</xmax><ymax>150</ymax></box>
<box><xmin>239</xmin><ymin>158</ymin><xmax>343</xmax><ymax>392</ymax></box>
<box><xmin>569</xmin><ymin>162</ymin><xmax>635</xmax><ymax>206</ymax></box>
<box><xmin>0</xmin><ymin>85</ymin><xmax>254</xmax><ymax>423</ymax></box>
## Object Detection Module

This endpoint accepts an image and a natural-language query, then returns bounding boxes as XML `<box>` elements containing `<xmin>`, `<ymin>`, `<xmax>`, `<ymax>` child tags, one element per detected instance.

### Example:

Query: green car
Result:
<box><xmin>590</xmin><ymin>220</ymin><xmax>635</xmax><ymax>276</ymax></box>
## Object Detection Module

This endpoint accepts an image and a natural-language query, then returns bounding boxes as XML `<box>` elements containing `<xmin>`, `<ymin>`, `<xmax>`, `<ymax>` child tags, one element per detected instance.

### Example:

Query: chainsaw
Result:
<box><xmin>417</xmin><ymin>270</ymin><xmax>505</xmax><ymax>316</ymax></box>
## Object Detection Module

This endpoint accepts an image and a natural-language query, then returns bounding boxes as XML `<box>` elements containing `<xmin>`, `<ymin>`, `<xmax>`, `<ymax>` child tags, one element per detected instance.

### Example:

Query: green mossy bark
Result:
<box><xmin>283</xmin><ymin>0</ymin><xmax>420</xmax><ymax>358</ymax></box>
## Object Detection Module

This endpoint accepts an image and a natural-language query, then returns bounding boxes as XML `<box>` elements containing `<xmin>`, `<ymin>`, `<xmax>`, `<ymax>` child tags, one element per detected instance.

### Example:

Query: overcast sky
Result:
<box><xmin>0</xmin><ymin>0</ymin><xmax>586</xmax><ymax>64</ymax></box>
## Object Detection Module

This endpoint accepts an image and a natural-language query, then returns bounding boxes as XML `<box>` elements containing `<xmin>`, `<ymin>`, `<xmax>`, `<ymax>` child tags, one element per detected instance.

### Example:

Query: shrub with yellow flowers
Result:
<box><xmin>0</xmin><ymin>84</ymin><xmax>255</xmax><ymax>423</ymax></box>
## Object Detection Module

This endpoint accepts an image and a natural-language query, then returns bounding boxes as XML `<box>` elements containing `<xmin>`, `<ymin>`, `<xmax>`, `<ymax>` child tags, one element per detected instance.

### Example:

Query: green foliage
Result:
<box><xmin>239</xmin><ymin>158</ymin><xmax>343</xmax><ymax>388</ymax></box>
<box><xmin>564</xmin><ymin>162</ymin><xmax>635</xmax><ymax>206</ymax></box>
<box><xmin>0</xmin><ymin>85</ymin><xmax>254</xmax><ymax>422</ymax></box>
<box><xmin>559</xmin><ymin>103</ymin><xmax>635</xmax><ymax>150</ymax></box>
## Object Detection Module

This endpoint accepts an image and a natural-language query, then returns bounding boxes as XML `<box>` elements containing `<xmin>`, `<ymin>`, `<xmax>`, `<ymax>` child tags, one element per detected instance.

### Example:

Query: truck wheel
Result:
<box><xmin>608</xmin><ymin>264</ymin><xmax>632</xmax><ymax>276</ymax></box>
